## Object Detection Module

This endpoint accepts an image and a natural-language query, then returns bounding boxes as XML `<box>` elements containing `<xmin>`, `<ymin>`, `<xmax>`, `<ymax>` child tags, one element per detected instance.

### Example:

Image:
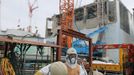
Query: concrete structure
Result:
<box><xmin>45</xmin><ymin>0</ymin><xmax>134</xmax><ymax>63</ymax></box>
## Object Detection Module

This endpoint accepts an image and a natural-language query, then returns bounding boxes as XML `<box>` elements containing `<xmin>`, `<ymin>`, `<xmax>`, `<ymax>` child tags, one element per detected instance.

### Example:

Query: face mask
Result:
<box><xmin>66</xmin><ymin>55</ymin><xmax>77</xmax><ymax>69</ymax></box>
<box><xmin>70</xmin><ymin>58</ymin><xmax>76</xmax><ymax>64</ymax></box>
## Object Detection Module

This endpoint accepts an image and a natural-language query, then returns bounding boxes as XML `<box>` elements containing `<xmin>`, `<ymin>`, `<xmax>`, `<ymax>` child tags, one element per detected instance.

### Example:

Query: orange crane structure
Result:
<box><xmin>57</xmin><ymin>0</ymin><xmax>92</xmax><ymax>67</ymax></box>
<box><xmin>56</xmin><ymin>0</ymin><xmax>74</xmax><ymax>60</ymax></box>
<box><xmin>56</xmin><ymin>0</ymin><xmax>75</xmax><ymax>60</ymax></box>
<box><xmin>59</xmin><ymin>0</ymin><xmax>74</xmax><ymax>48</ymax></box>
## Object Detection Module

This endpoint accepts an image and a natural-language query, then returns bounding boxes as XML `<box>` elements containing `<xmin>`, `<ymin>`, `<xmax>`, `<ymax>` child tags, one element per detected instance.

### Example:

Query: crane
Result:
<box><xmin>59</xmin><ymin>0</ymin><xmax>74</xmax><ymax>48</ymax></box>
<box><xmin>28</xmin><ymin>0</ymin><xmax>38</xmax><ymax>32</ymax></box>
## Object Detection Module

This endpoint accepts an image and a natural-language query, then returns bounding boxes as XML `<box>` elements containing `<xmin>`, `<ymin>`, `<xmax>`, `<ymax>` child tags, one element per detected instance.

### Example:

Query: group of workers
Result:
<box><xmin>35</xmin><ymin>47</ymin><xmax>104</xmax><ymax>75</ymax></box>
<box><xmin>34</xmin><ymin>47</ymin><xmax>87</xmax><ymax>75</ymax></box>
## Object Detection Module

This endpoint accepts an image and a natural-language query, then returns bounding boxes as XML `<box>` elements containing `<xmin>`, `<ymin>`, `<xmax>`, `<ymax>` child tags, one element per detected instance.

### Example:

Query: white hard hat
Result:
<box><xmin>67</xmin><ymin>47</ymin><xmax>77</xmax><ymax>55</ymax></box>
<box><xmin>50</xmin><ymin>61</ymin><xmax>68</xmax><ymax>75</ymax></box>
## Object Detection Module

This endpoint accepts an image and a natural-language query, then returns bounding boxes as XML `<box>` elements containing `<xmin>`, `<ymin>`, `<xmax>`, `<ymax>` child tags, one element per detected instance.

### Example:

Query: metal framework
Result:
<box><xmin>92</xmin><ymin>44</ymin><xmax>134</xmax><ymax>75</ymax></box>
<box><xmin>57</xmin><ymin>29</ymin><xmax>93</xmax><ymax>67</ymax></box>
<box><xmin>95</xmin><ymin>44</ymin><xmax>134</xmax><ymax>49</ymax></box>
<box><xmin>0</xmin><ymin>36</ymin><xmax>61</xmax><ymax>75</ymax></box>
<box><xmin>59</xmin><ymin>0</ymin><xmax>74</xmax><ymax>29</ymax></box>
<box><xmin>59</xmin><ymin>0</ymin><xmax>74</xmax><ymax>48</ymax></box>
<box><xmin>0</xmin><ymin>36</ymin><xmax>60</xmax><ymax>48</ymax></box>
<box><xmin>94</xmin><ymin>44</ymin><xmax>134</xmax><ymax>63</ymax></box>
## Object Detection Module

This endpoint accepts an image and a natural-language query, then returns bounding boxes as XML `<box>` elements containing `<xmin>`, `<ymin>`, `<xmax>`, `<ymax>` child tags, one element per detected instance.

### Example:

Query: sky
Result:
<box><xmin>0</xmin><ymin>0</ymin><xmax>134</xmax><ymax>37</ymax></box>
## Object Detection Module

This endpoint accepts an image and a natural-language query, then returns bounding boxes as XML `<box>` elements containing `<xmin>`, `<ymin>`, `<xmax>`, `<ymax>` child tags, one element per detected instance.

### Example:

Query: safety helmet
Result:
<box><xmin>50</xmin><ymin>61</ymin><xmax>68</xmax><ymax>75</ymax></box>
<box><xmin>67</xmin><ymin>47</ymin><xmax>77</xmax><ymax>55</ymax></box>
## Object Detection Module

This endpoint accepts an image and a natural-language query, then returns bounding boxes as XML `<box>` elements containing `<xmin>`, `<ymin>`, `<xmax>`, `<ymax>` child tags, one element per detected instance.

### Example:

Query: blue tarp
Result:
<box><xmin>72</xmin><ymin>25</ymin><xmax>108</xmax><ymax>54</ymax></box>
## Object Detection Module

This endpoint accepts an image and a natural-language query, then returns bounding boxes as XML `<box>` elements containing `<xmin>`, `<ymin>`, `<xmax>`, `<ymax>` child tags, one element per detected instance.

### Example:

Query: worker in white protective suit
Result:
<box><xmin>77</xmin><ymin>58</ymin><xmax>88</xmax><ymax>75</ymax></box>
<box><xmin>65</xmin><ymin>47</ymin><xmax>87</xmax><ymax>75</ymax></box>
<box><xmin>34</xmin><ymin>47</ymin><xmax>88</xmax><ymax>75</ymax></box>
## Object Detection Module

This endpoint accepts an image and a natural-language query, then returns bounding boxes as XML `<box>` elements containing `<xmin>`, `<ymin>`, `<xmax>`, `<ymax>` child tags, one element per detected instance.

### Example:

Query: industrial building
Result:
<box><xmin>45</xmin><ymin>0</ymin><xmax>134</xmax><ymax>63</ymax></box>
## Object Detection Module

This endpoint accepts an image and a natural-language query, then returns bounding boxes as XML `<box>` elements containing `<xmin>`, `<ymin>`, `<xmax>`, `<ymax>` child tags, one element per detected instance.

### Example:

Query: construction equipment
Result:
<box><xmin>59</xmin><ymin>0</ymin><xmax>74</xmax><ymax>48</ymax></box>
<box><xmin>87</xmin><ymin>44</ymin><xmax>134</xmax><ymax>75</ymax></box>
<box><xmin>57</xmin><ymin>0</ymin><xmax>76</xmax><ymax>61</ymax></box>
<box><xmin>28</xmin><ymin>0</ymin><xmax>38</xmax><ymax>32</ymax></box>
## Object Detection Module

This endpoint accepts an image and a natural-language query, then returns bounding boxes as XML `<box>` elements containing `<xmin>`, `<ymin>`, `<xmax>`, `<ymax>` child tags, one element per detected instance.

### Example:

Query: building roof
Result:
<box><xmin>0</xmin><ymin>29</ymin><xmax>44</xmax><ymax>39</ymax></box>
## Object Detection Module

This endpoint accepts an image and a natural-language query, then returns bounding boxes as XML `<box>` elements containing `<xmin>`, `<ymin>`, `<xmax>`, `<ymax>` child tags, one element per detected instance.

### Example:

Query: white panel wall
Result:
<box><xmin>103</xmin><ymin>0</ymin><xmax>134</xmax><ymax>63</ymax></box>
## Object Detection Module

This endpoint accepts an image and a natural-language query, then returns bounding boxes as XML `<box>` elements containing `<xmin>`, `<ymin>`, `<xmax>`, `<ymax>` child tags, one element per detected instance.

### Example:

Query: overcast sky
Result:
<box><xmin>0</xmin><ymin>0</ymin><xmax>133</xmax><ymax>37</ymax></box>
